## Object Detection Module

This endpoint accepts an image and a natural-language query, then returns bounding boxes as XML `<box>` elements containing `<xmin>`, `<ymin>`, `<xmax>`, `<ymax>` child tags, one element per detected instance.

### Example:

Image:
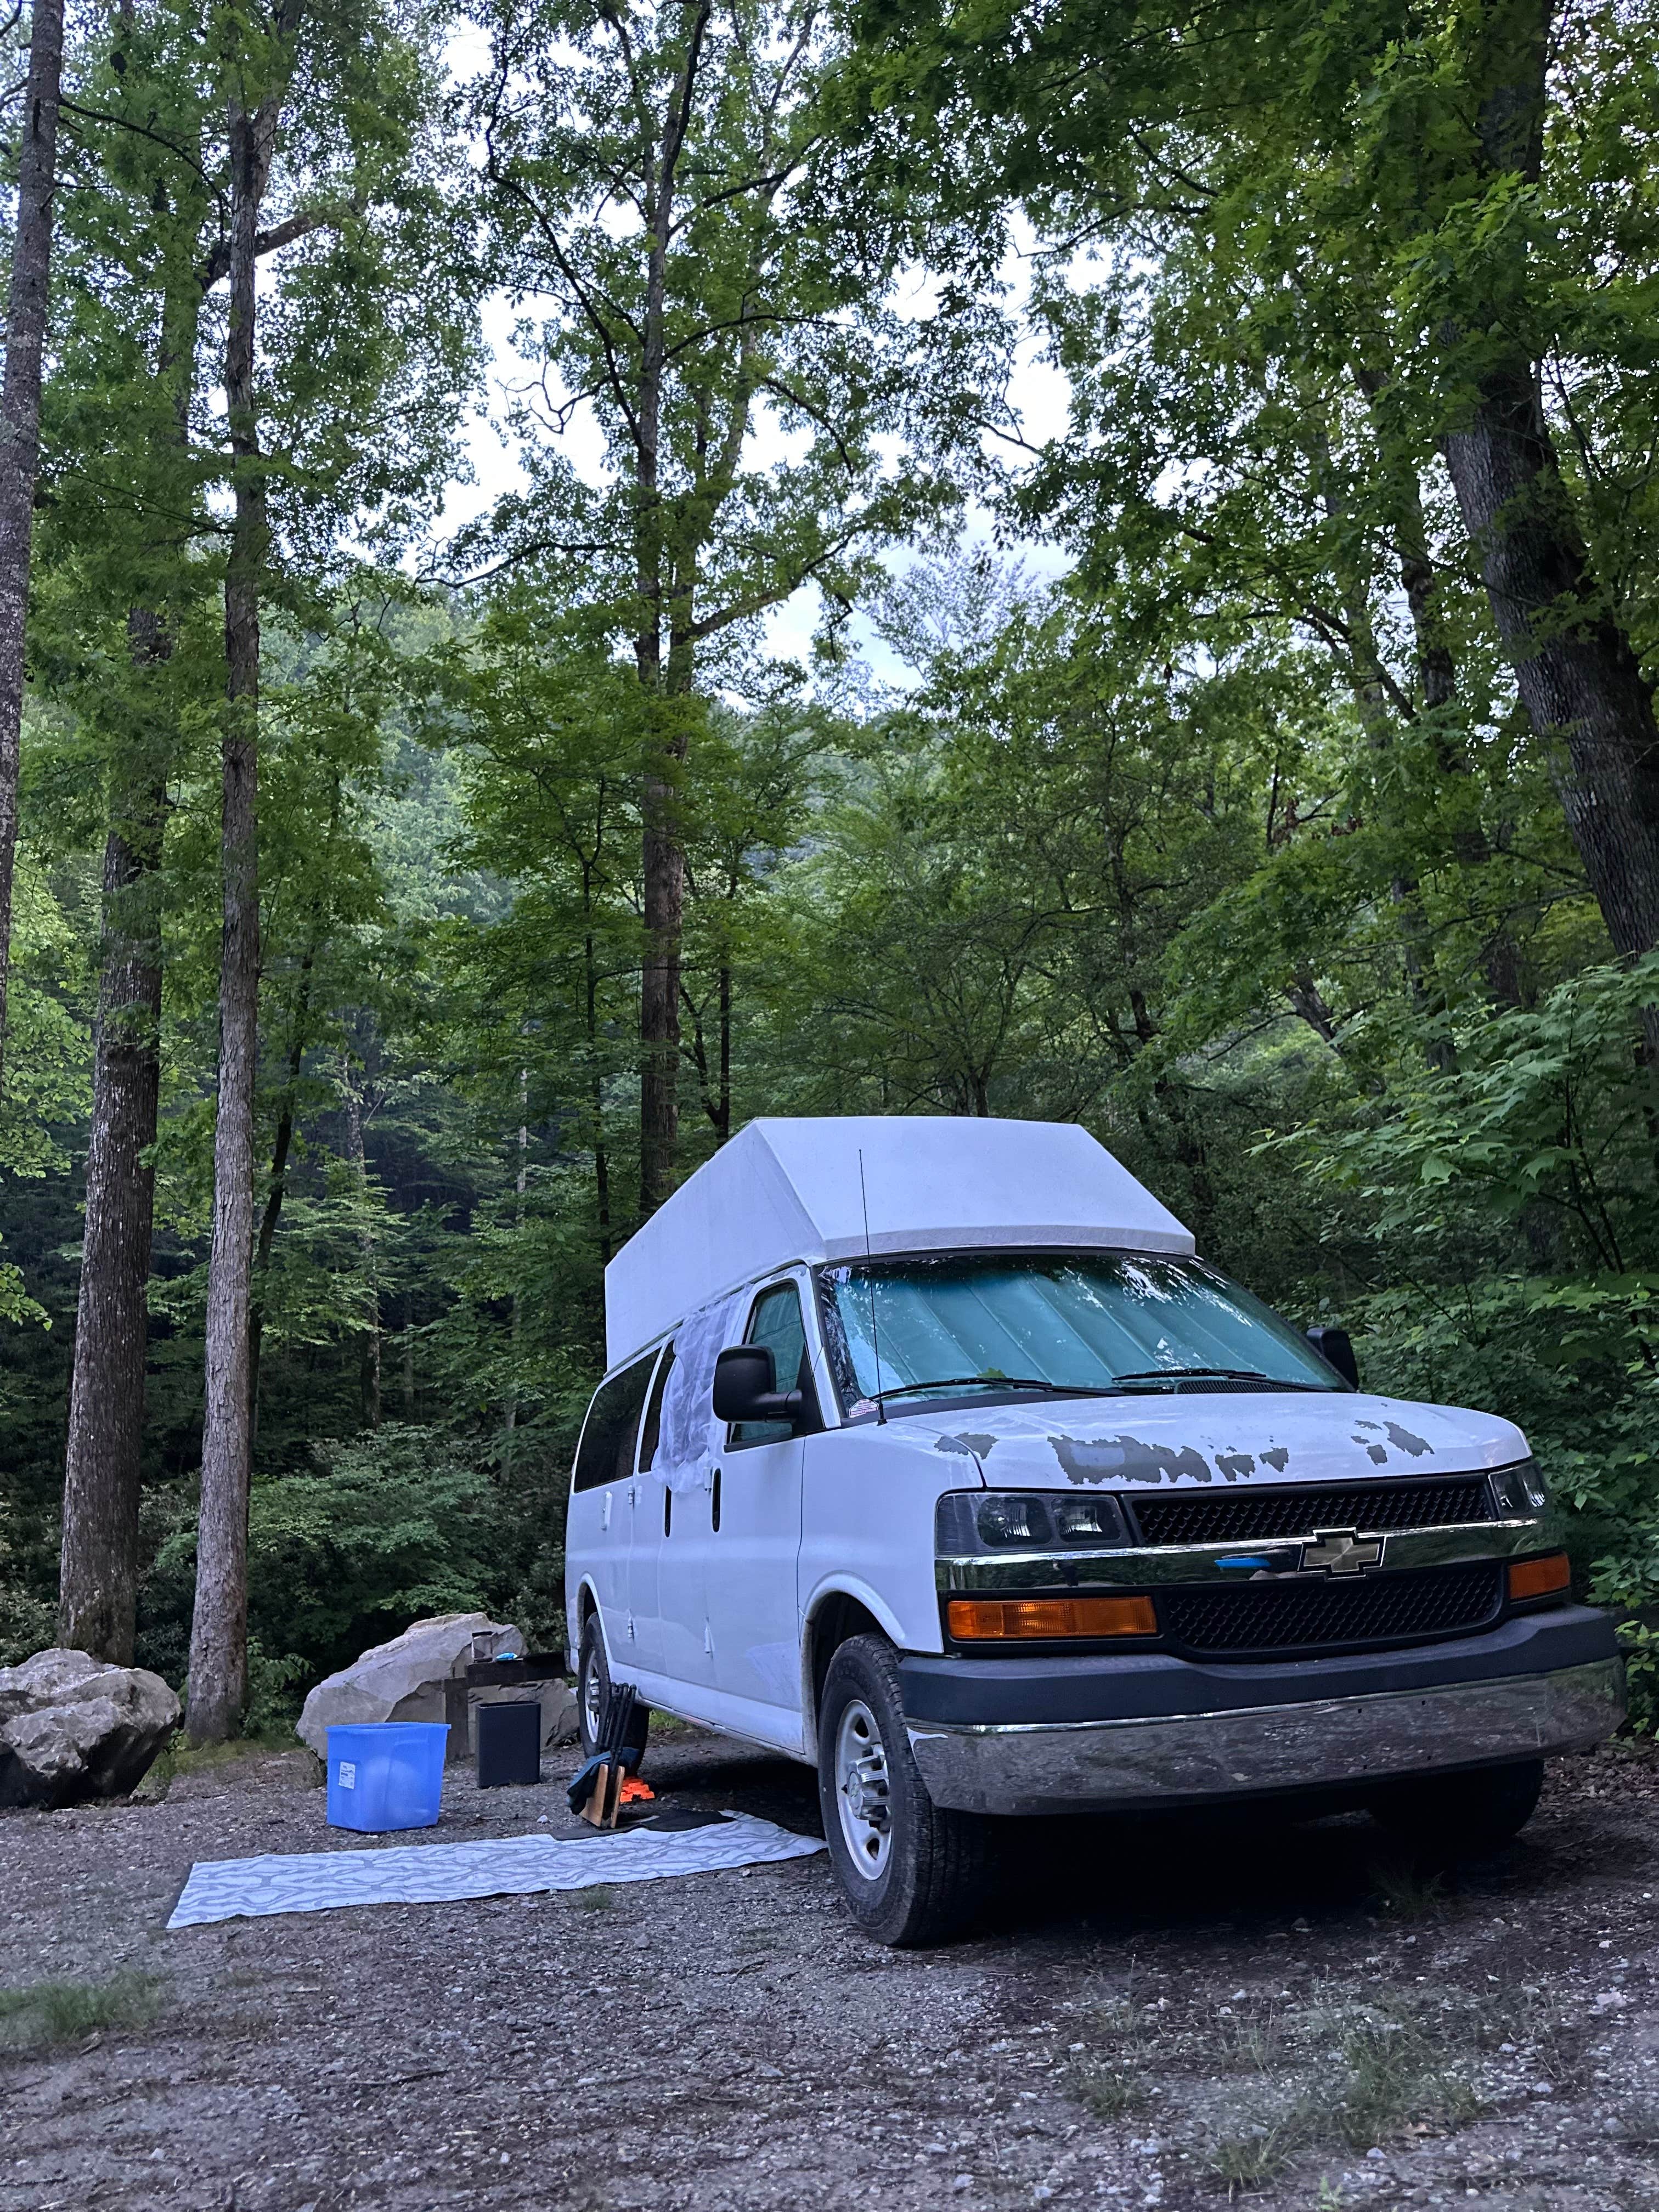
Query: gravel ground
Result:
<box><xmin>3</xmin><ymin>1725</ymin><xmax>1659</xmax><ymax>2211</ymax></box>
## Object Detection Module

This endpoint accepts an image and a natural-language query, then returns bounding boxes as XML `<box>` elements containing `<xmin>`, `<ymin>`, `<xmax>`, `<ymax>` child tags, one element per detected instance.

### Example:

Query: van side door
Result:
<box><xmin>566</xmin><ymin>1351</ymin><xmax>657</xmax><ymax>1671</ymax></box>
<box><xmin>701</xmin><ymin>1277</ymin><xmax>816</xmax><ymax>1749</ymax></box>
<box><xmin>625</xmin><ymin>1343</ymin><xmax>675</xmax><ymax>1673</ymax></box>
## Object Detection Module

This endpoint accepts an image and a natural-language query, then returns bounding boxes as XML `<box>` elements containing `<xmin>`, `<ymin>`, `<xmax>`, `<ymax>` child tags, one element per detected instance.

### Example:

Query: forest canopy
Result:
<box><xmin>3</xmin><ymin>0</ymin><xmax>1659</xmax><ymax>1732</ymax></box>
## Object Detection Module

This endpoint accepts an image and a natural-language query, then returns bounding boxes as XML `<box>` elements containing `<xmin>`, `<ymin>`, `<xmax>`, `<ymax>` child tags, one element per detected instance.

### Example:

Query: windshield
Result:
<box><xmin>817</xmin><ymin>1251</ymin><xmax>1342</xmax><ymax>1415</ymax></box>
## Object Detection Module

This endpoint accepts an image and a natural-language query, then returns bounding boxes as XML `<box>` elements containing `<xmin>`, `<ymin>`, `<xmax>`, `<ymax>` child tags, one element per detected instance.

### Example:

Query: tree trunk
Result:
<box><xmin>584</xmin><ymin>928</ymin><xmax>612</xmax><ymax>1266</ymax></box>
<box><xmin>0</xmin><ymin>0</ymin><xmax>64</xmax><ymax>1087</ymax></box>
<box><xmin>716</xmin><ymin>958</ymin><xmax>731</xmax><ymax>1143</ymax></box>
<box><xmin>1440</xmin><ymin>0</ymin><xmax>1659</xmax><ymax>986</ymax></box>
<box><xmin>340</xmin><ymin>1053</ymin><xmax>380</xmax><ymax>1430</ymax></box>
<box><xmin>57</xmin><ymin>762</ymin><xmax>165</xmax><ymax>1662</ymax></box>
<box><xmin>634</xmin><ymin>4</ymin><xmax>711</xmax><ymax>1219</ymax></box>
<box><xmin>505</xmin><ymin>1065</ymin><xmax>527</xmax><ymax>1452</ymax></box>
<box><xmin>245</xmin><ymin>943</ymin><xmax>313</xmax><ymax>1448</ymax></box>
<box><xmin>188</xmin><ymin>71</ymin><xmax>288</xmax><ymax>1746</ymax></box>
<box><xmin>639</xmin><ymin>750</ymin><xmax>686</xmax><ymax>1215</ymax></box>
<box><xmin>57</xmin><ymin>234</ymin><xmax>202</xmax><ymax>1658</ymax></box>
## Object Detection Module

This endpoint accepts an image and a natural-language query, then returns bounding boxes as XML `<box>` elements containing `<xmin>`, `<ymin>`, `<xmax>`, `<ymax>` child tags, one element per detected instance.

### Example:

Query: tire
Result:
<box><xmin>1367</xmin><ymin>1758</ymin><xmax>1544</xmax><ymax>1859</ymax></box>
<box><xmin>577</xmin><ymin>1615</ymin><xmax>651</xmax><ymax>1764</ymax></box>
<box><xmin>816</xmin><ymin>1633</ymin><xmax>992</xmax><ymax>1947</ymax></box>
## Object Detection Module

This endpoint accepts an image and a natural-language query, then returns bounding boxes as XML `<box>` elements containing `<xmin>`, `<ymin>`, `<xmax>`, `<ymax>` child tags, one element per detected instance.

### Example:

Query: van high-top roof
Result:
<box><xmin>603</xmin><ymin>1115</ymin><xmax>1194</xmax><ymax>1367</ymax></box>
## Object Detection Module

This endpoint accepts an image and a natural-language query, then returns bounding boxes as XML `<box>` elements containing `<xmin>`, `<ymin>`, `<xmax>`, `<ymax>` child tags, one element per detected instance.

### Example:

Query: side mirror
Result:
<box><xmin>712</xmin><ymin>1344</ymin><xmax>804</xmax><ymax>1427</ymax></box>
<box><xmin>1306</xmin><ymin>1325</ymin><xmax>1359</xmax><ymax>1390</ymax></box>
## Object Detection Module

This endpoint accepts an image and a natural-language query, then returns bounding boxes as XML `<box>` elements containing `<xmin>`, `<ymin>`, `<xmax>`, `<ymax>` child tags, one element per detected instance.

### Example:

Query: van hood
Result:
<box><xmin>898</xmin><ymin>1391</ymin><xmax>1530</xmax><ymax>1492</ymax></box>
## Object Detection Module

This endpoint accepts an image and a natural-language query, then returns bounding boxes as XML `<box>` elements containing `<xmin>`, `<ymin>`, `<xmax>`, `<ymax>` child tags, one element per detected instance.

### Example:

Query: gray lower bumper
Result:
<box><xmin>906</xmin><ymin>1657</ymin><xmax>1625</xmax><ymax>1816</ymax></box>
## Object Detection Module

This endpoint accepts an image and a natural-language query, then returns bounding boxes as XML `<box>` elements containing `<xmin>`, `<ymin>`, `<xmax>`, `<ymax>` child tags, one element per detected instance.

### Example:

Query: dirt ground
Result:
<box><xmin>4</xmin><ymin>1724</ymin><xmax>1659</xmax><ymax>2212</ymax></box>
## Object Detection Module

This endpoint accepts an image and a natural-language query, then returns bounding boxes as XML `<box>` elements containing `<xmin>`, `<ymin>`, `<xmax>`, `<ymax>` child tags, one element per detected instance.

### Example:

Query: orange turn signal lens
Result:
<box><xmin>947</xmin><ymin>1594</ymin><xmax>1158</xmax><ymax>1641</ymax></box>
<box><xmin>1508</xmin><ymin>1552</ymin><xmax>1571</xmax><ymax>1602</ymax></box>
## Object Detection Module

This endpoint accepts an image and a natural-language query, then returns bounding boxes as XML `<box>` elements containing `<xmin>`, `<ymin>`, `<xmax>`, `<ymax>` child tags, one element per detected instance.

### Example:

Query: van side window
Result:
<box><xmin>638</xmin><ymin>1342</ymin><xmax>676</xmax><ymax>1471</ymax></box>
<box><xmin>730</xmin><ymin>1283</ymin><xmax>809</xmax><ymax>1447</ymax></box>
<box><xmin>572</xmin><ymin>1353</ymin><xmax>657</xmax><ymax>1492</ymax></box>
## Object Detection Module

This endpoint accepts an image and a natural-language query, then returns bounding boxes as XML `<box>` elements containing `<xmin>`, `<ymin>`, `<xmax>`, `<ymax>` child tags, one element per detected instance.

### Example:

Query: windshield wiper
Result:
<box><xmin>871</xmin><ymin>1376</ymin><xmax>1120</xmax><ymax>1403</ymax></box>
<box><xmin>1109</xmin><ymin>1367</ymin><xmax>1320</xmax><ymax>1390</ymax></box>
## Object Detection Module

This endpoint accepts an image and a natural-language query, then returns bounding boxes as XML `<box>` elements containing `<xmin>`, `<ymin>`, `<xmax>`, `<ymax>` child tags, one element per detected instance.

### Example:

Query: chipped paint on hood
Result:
<box><xmin>888</xmin><ymin>1391</ymin><xmax>1528</xmax><ymax>1491</ymax></box>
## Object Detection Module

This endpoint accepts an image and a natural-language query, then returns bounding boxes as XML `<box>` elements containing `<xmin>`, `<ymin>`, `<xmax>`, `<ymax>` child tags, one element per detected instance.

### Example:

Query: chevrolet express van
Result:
<box><xmin>565</xmin><ymin>1116</ymin><xmax>1623</xmax><ymax>1945</ymax></box>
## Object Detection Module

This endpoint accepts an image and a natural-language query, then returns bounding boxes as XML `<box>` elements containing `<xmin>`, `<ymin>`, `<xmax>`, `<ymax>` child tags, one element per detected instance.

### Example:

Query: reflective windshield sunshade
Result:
<box><xmin>820</xmin><ymin>1251</ymin><xmax>1342</xmax><ymax>1415</ymax></box>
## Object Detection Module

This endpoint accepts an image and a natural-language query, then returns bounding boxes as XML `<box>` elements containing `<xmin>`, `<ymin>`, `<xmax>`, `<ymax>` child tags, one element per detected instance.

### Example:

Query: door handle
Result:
<box><xmin>664</xmin><ymin>1486</ymin><xmax>672</xmax><ymax>1538</ymax></box>
<box><xmin>712</xmin><ymin>1466</ymin><xmax>721</xmax><ymax>1533</ymax></box>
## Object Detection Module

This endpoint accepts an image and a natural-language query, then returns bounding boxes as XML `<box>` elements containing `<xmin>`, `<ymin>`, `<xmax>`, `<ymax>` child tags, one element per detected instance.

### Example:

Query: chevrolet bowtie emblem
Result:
<box><xmin>1299</xmin><ymin>1528</ymin><xmax>1385</xmax><ymax>1575</ymax></box>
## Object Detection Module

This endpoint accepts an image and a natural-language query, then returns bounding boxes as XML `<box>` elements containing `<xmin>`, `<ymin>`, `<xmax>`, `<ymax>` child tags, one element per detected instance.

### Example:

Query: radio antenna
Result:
<box><xmin>858</xmin><ymin>1147</ymin><xmax>887</xmax><ymax>1425</ymax></box>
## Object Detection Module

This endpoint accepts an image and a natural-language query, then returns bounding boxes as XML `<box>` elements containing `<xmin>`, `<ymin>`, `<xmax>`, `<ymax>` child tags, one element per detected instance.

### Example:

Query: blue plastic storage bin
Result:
<box><xmin>326</xmin><ymin>1723</ymin><xmax>448</xmax><ymax>1832</ymax></box>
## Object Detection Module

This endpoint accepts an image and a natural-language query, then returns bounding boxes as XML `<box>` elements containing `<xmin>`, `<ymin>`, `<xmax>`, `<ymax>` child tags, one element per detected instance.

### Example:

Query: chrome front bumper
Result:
<box><xmin>906</xmin><ymin>1657</ymin><xmax>1625</xmax><ymax>1816</ymax></box>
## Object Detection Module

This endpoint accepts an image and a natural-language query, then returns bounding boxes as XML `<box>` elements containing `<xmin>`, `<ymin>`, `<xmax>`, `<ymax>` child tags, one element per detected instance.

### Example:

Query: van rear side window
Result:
<box><xmin>572</xmin><ymin>1354</ymin><xmax>658</xmax><ymax>1492</ymax></box>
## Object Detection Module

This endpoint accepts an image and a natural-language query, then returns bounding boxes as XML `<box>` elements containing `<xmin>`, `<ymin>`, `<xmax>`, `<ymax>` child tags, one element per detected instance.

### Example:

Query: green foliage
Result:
<box><xmin>5</xmin><ymin>0</ymin><xmax>1659</xmax><ymax>1773</ymax></box>
<box><xmin>143</xmin><ymin>1426</ymin><xmax>497</xmax><ymax>1700</ymax></box>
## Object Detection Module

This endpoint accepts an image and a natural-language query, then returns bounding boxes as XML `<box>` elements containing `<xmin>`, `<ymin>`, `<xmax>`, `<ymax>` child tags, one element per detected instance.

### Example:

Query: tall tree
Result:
<box><xmin>58</xmin><ymin>3</ymin><xmax>215</xmax><ymax>1662</ymax></box>
<box><xmin>851</xmin><ymin>0</ymin><xmax>1659</xmax><ymax>1000</ymax></box>
<box><xmin>187</xmin><ymin>0</ymin><xmax>306</xmax><ymax>1745</ymax></box>
<box><xmin>472</xmin><ymin>0</ymin><xmax>954</xmax><ymax>1212</ymax></box>
<box><xmin>0</xmin><ymin>0</ymin><xmax>65</xmax><ymax>1089</ymax></box>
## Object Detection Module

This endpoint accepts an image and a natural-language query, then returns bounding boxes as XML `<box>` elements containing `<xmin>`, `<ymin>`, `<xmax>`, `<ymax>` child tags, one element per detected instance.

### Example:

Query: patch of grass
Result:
<box><xmin>1074</xmin><ymin>2066</ymin><xmax>1150</xmax><ymax>2119</ymax></box>
<box><xmin>1367</xmin><ymin>1853</ymin><xmax>1448</xmax><ymax>1920</ymax></box>
<box><xmin>134</xmin><ymin>1729</ymin><xmax>310</xmax><ymax>1802</ymax></box>
<box><xmin>573</xmin><ymin>1884</ymin><xmax>614</xmax><ymax>1911</ymax></box>
<box><xmin>1203</xmin><ymin>2118</ymin><xmax>1304</xmax><ymax>2196</ymax></box>
<box><xmin>0</xmin><ymin>1972</ymin><xmax>163</xmax><ymax>2052</ymax></box>
<box><xmin>1331</xmin><ymin>2022</ymin><xmax>1481</xmax><ymax>2149</ymax></box>
<box><xmin>646</xmin><ymin>1711</ymin><xmax>697</xmax><ymax>1739</ymax></box>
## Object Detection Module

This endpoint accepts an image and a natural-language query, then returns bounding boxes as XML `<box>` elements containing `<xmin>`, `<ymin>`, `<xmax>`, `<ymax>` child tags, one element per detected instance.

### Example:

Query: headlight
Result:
<box><xmin>1492</xmin><ymin>1458</ymin><xmax>1548</xmax><ymax>1515</ymax></box>
<box><xmin>935</xmin><ymin>1491</ymin><xmax>1130</xmax><ymax>1554</ymax></box>
<box><xmin>977</xmin><ymin>1493</ymin><xmax>1053</xmax><ymax>1548</ymax></box>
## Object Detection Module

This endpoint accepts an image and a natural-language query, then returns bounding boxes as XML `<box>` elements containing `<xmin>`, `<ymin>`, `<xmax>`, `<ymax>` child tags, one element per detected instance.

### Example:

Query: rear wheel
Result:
<box><xmin>1367</xmin><ymin>1758</ymin><xmax>1544</xmax><ymax>1859</ymax></box>
<box><xmin>816</xmin><ymin>1633</ymin><xmax>992</xmax><ymax>1946</ymax></box>
<box><xmin>577</xmin><ymin>1615</ymin><xmax>651</xmax><ymax>1764</ymax></box>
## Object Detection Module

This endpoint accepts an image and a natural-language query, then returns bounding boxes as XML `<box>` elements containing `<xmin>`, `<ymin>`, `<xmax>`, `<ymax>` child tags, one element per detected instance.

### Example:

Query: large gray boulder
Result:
<box><xmin>296</xmin><ymin>1611</ymin><xmax>524</xmax><ymax>1757</ymax></box>
<box><xmin>0</xmin><ymin>1647</ymin><xmax>180</xmax><ymax>1808</ymax></box>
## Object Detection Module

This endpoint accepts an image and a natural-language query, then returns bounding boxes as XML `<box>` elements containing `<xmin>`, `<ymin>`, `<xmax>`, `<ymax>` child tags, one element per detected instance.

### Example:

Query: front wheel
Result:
<box><xmin>816</xmin><ymin>1634</ymin><xmax>992</xmax><ymax>1947</ymax></box>
<box><xmin>1367</xmin><ymin>1758</ymin><xmax>1544</xmax><ymax>1859</ymax></box>
<box><xmin>577</xmin><ymin>1615</ymin><xmax>651</xmax><ymax>1764</ymax></box>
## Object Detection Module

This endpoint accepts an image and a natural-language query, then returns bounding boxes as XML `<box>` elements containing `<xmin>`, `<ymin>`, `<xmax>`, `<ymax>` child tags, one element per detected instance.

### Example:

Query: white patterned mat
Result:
<box><xmin>166</xmin><ymin>1812</ymin><xmax>825</xmax><ymax>1930</ymax></box>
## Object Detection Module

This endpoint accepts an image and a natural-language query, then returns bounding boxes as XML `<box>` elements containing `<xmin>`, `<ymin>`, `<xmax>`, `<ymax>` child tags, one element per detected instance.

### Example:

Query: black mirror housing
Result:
<box><xmin>712</xmin><ymin>1343</ymin><xmax>804</xmax><ymax>1427</ymax></box>
<box><xmin>1306</xmin><ymin>1324</ymin><xmax>1359</xmax><ymax>1390</ymax></box>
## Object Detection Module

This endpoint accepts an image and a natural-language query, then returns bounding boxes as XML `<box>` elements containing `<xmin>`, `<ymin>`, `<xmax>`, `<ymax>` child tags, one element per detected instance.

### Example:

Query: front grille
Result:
<box><xmin>1158</xmin><ymin>1561</ymin><xmax>1504</xmax><ymax>1658</ymax></box>
<box><xmin>1130</xmin><ymin>1478</ymin><xmax>1493</xmax><ymax>1549</ymax></box>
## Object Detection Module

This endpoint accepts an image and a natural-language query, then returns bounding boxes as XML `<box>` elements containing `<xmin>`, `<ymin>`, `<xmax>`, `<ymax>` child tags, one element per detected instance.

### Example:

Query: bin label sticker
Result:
<box><xmin>338</xmin><ymin>1761</ymin><xmax>356</xmax><ymax>1788</ymax></box>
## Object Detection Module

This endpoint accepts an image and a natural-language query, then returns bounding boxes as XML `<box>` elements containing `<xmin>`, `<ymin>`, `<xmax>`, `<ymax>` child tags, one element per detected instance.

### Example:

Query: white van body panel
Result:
<box><xmin>799</xmin><ymin>1423</ymin><xmax>983</xmax><ymax>1662</ymax></box>
<box><xmin>885</xmin><ymin>1391</ymin><xmax>1532</xmax><ymax>1492</ymax></box>
<box><xmin>604</xmin><ymin>1115</ymin><xmax>1193</xmax><ymax>1365</ymax></box>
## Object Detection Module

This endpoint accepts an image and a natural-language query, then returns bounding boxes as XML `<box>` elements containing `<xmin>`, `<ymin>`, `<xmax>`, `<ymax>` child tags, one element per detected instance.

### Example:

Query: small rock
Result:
<box><xmin>951</xmin><ymin>2178</ymin><xmax>972</xmax><ymax>2194</ymax></box>
<box><xmin>1365</xmin><ymin>2148</ymin><xmax>1386</xmax><ymax>2162</ymax></box>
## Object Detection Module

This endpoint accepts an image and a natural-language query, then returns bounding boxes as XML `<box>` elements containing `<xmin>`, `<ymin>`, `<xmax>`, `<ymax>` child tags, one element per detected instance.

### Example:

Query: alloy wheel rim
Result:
<box><xmin>833</xmin><ymin>1698</ymin><xmax>893</xmax><ymax>1880</ymax></box>
<box><xmin>583</xmin><ymin>1650</ymin><xmax>603</xmax><ymax>1743</ymax></box>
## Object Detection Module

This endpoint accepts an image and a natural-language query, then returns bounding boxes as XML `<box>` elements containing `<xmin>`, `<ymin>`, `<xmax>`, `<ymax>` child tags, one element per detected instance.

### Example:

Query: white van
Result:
<box><xmin>564</xmin><ymin>1116</ymin><xmax>1623</xmax><ymax>1944</ymax></box>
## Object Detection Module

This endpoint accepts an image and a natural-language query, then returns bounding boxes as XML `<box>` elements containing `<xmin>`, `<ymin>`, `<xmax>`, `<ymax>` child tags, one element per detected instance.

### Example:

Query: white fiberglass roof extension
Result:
<box><xmin>604</xmin><ymin>1115</ymin><xmax>1194</xmax><ymax>1367</ymax></box>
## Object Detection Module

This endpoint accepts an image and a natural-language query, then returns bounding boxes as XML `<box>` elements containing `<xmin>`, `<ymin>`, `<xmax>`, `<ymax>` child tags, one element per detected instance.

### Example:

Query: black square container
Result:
<box><xmin>476</xmin><ymin>1699</ymin><xmax>541</xmax><ymax>1788</ymax></box>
